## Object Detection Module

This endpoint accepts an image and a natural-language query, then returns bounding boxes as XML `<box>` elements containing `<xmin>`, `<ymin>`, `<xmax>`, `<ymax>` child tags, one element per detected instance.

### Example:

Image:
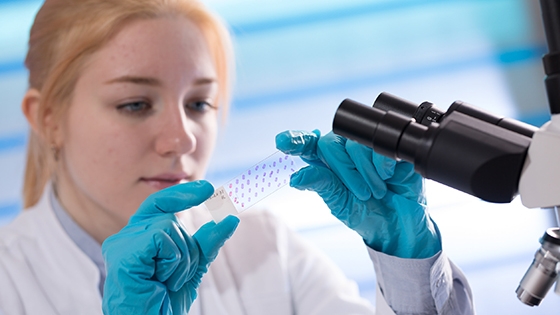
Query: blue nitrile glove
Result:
<box><xmin>276</xmin><ymin>130</ymin><xmax>441</xmax><ymax>259</ymax></box>
<box><xmin>102</xmin><ymin>180</ymin><xmax>239</xmax><ymax>315</ymax></box>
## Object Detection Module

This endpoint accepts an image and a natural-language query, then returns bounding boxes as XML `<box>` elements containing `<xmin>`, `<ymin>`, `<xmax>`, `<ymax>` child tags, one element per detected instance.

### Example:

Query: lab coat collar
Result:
<box><xmin>23</xmin><ymin>183</ymin><xmax>103</xmax><ymax>312</ymax></box>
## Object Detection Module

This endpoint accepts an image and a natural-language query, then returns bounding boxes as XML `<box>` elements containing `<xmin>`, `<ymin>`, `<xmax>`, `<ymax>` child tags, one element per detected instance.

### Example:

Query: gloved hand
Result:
<box><xmin>102</xmin><ymin>180</ymin><xmax>239</xmax><ymax>315</ymax></box>
<box><xmin>276</xmin><ymin>130</ymin><xmax>441</xmax><ymax>259</ymax></box>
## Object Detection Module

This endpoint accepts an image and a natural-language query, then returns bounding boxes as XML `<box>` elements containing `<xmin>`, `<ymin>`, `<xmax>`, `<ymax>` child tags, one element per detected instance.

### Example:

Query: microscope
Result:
<box><xmin>332</xmin><ymin>0</ymin><xmax>560</xmax><ymax>307</ymax></box>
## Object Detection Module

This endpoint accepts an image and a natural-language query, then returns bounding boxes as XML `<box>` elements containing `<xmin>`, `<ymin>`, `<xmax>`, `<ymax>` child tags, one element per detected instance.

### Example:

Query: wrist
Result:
<box><xmin>400</xmin><ymin>217</ymin><xmax>442</xmax><ymax>259</ymax></box>
<box><xmin>364</xmin><ymin>217</ymin><xmax>442</xmax><ymax>259</ymax></box>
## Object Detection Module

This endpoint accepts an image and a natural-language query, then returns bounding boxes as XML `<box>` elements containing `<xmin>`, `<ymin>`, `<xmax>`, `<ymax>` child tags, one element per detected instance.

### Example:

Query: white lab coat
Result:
<box><xmin>0</xmin><ymin>185</ymin><xmax>384</xmax><ymax>315</ymax></box>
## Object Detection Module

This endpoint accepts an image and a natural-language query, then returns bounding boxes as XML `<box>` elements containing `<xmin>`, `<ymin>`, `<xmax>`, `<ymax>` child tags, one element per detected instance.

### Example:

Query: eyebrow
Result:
<box><xmin>105</xmin><ymin>76</ymin><xmax>161</xmax><ymax>86</ymax></box>
<box><xmin>105</xmin><ymin>76</ymin><xmax>216</xmax><ymax>86</ymax></box>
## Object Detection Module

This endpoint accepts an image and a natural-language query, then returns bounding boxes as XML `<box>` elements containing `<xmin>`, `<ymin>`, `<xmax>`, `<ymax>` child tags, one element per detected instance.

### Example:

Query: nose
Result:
<box><xmin>155</xmin><ymin>106</ymin><xmax>196</xmax><ymax>157</ymax></box>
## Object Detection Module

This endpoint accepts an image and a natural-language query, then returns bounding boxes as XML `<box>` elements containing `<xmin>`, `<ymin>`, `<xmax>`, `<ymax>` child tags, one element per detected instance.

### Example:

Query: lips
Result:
<box><xmin>140</xmin><ymin>173</ymin><xmax>188</xmax><ymax>190</ymax></box>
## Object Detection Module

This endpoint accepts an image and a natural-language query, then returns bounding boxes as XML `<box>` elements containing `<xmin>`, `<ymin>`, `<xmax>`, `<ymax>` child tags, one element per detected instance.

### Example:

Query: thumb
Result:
<box><xmin>193</xmin><ymin>215</ymin><xmax>240</xmax><ymax>263</ymax></box>
<box><xmin>275</xmin><ymin>129</ymin><xmax>322</xmax><ymax>162</ymax></box>
<box><xmin>130</xmin><ymin>180</ymin><xmax>214</xmax><ymax>224</ymax></box>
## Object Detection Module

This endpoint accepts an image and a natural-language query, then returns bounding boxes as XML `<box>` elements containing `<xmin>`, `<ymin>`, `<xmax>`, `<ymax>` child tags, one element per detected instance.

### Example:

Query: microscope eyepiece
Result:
<box><xmin>374</xmin><ymin>92</ymin><xmax>445</xmax><ymax>126</ymax></box>
<box><xmin>332</xmin><ymin>92</ymin><xmax>535</xmax><ymax>203</ymax></box>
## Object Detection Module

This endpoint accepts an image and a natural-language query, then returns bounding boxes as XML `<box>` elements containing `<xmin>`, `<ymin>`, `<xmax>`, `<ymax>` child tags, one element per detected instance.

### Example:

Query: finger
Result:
<box><xmin>371</xmin><ymin>150</ymin><xmax>397</xmax><ymax>180</ymax></box>
<box><xmin>386</xmin><ymin>161</ymin><xmax>425</xmax><ymax>202</ymax></box>
<box><xmin>289</xmin><ymin>165</ymin><xmax>351</xmax><ymax>216</ymax></box>
<box><xmin>152</xmin><ymin>229</ymin><xmax>183</xmax><ymax>285</ymax></box>
<box><xmin>148</xmin><ymin>219</ymin><xmax>198</xmax><ymax>292</ymax></box>
<box><xmin>193</xmin><ymin>215</ymin><xmax>240</xmax><ymax>263</ymax></box>
<box><xmin>131</xmin><ymin>180</ymin><xmax>214</xmax><ymax>223</ymax></box>
<box><xmin>291</xmin><ymin>166</ymin><xmax>400</xmax><ymax>248</ymax></box>
<box><xmin>165</xmin><ymin>222</ymin><xmax>200</xmax><ymax>292</ymax></box>
<box><xmin>275</xmin><ymin>129</ymin><xmax>324</xmax><ymax>166</ymax></box>
<box><xmin>102</xmin><ymin>230</ymin><xmax>170</xmax><ymax>313</ymax></box>
<box><xmin>169</xmin><ymin>287</ymin><xmax>196</xmax><ymax>315</ymax></box>
<box><xmin>102</xmin><ymin>226</ymin><xmax>158</xmax><ymax>278</ymax></box>
<box><xmin>103</xmin><ymin>275</ymin><xmax>168</xmax><ymax>315</ymax></box>
<box><xmin>345</xmin><ymin>141</ymin><xmax>388</xmax><ymax>199</ymax></box>
<box><xmin>316</xmin><ymin>132</ymin><xmax>371</xmax><ymax>200</ymax></box>
<box><xmin>290</xmin><ymin>165</ymin><xmax>389</xmax><ymax>231</ymax></box>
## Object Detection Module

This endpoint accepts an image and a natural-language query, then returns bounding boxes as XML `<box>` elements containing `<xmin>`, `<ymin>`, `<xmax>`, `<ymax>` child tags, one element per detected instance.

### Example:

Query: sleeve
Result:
<box><xmin>369</xmin><ymin>248</ymin><xmax>474</xmax><ymax>315</ymax></box>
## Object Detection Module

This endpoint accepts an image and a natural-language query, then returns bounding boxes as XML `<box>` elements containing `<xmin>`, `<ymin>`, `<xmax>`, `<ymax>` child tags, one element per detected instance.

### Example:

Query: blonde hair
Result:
<box><xmin>23</xmin><ymin>0</ymin><xmax>234</xmax><ymax>208</ymax></box>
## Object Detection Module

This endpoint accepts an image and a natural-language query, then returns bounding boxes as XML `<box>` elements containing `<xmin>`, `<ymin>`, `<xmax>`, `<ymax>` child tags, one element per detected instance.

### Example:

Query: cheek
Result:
<box><xmin>190</xmin><ymin>116</ymin><xmax>218</xmax><ymax>176</ymax></box>
<box><xmin>62</xmin><ymin>107</ymin><xmax>150</xmax><ymax>210</ymax></box>
<box><xmin>66</xmin><ymin>117</ymin><xmax>139</xmax><ymax>174</ymax></box>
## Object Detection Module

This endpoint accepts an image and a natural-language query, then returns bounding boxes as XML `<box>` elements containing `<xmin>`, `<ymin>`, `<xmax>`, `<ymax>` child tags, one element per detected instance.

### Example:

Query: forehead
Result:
<box><xmin>84</xmin><ymin>16</ymin><xmax>216</xmax><ymax>84</ymax></box>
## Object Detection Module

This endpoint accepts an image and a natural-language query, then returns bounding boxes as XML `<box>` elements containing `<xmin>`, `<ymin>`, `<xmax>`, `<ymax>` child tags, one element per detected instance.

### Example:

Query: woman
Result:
<box><xmin>0</xmin><ymin>0</ymin><xmax>473</xmax><ymax>314</ymax></box>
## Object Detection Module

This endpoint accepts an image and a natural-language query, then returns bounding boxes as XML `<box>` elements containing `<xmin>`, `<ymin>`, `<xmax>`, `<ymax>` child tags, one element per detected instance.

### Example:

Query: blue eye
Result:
<box><xmin>185</xmin><ymin>100</ymin><xmax>216</xmax><ymax>113</ymax></box>
<box><xmin>117</xmin><ymin>101</ymin><xmax>151</xmax><ymax>114</ymax></box>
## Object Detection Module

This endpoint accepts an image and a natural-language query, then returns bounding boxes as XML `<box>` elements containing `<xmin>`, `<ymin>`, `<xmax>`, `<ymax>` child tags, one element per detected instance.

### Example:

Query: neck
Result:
<box><xmin>52</xmin><ymin>176</ymin><xmax>126</xmax><ymax>244</ymax></box>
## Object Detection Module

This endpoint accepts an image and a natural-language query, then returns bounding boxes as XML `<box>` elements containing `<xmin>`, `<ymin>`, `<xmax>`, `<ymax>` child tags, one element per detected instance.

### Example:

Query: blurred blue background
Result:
<box><xmin>1</xmin><ymin>0</ymin><xmax>560</xmax><ymax>313</ymax></box>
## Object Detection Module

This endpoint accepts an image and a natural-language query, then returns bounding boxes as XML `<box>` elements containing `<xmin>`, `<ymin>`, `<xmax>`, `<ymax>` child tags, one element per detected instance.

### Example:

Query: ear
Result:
<box><xmin>21</xmin><ymin>88</ymin><xmax>62</xmax><ymax>146</ymax></box>
<box><xmin>21</xmin><ymin>88</ymin><xmax>42</xmax><ymax>134</ymax></box>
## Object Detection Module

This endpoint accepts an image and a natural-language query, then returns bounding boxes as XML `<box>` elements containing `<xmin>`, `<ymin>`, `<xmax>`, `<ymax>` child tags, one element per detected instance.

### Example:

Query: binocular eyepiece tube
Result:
<box><xmin>332</xmin><ymin>92</ymin><xmax>536</xmax><ymax>203</ymax></box>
